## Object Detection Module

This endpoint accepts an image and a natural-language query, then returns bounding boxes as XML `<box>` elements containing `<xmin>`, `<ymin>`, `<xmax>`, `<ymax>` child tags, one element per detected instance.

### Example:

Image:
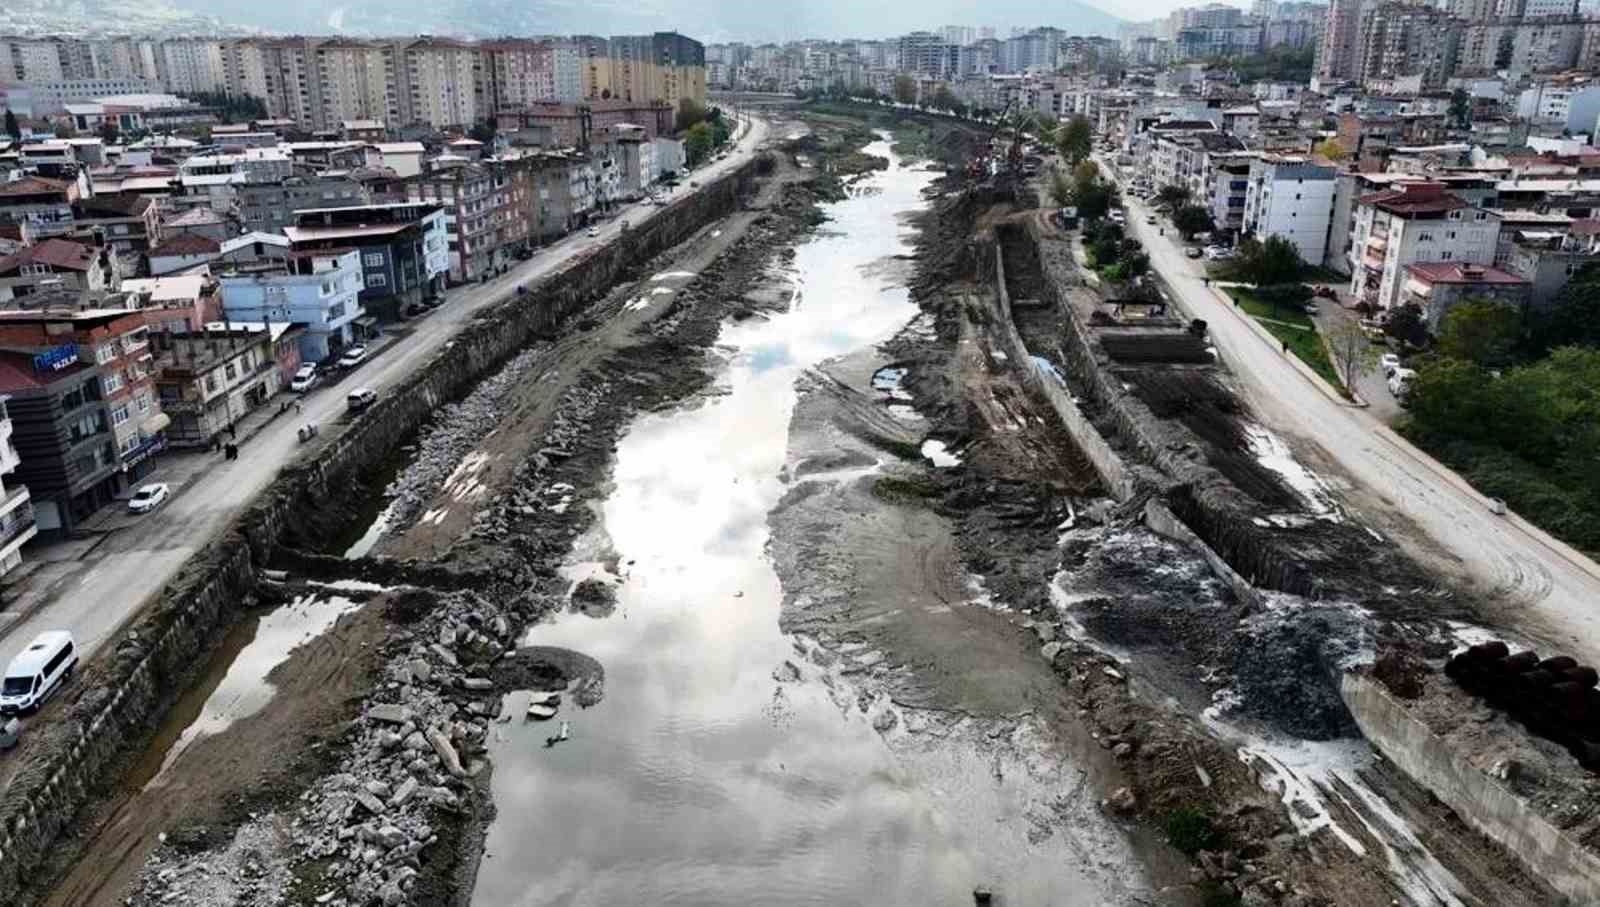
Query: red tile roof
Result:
<box><xmin>0</xmin><ymin>350</ymin><xmax>92</xmax><ymax>391</ymax></box>
<box><xmin>0</xmin><ymin>237</ymin><xmax>97</xmax><ymax>274</ymax></box>
<box><xmin>1405</xmin><ymin>262</ymin><xmax>1528</xmax><ymax>285</ymax></box>
<box><xmin>148</xmin><ymin>233</ymin><xmax>221</xmax><ymax>258</ymax></box>
<box><xmin>0</xmin><ymin>175</ymin><xmax>71</xmax><ymax>198</ymax></box>
<box><xmin>1358</xmin><ymin>183</ymin><xmax>1469</xmax><ymax>216</ymax></box>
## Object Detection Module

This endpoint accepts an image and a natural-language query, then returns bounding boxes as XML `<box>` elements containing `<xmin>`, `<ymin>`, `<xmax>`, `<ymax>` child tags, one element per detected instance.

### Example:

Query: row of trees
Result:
<box><xmin>683</xmin><ymin>106</ymin><xmax>732</xmax><ymax>167</ymax></box>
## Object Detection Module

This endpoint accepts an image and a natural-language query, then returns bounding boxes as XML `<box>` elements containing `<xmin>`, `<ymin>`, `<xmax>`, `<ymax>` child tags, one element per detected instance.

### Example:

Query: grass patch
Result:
<box><xmin>1224</xmin><ymin>287</ymin><xmax>1313</xmax><ymax>329</ymax></box>
<box><xmin>871</xmin><ymin>475</ymin><xmax>944</xmax><ymax>502</ymax></box>
<box><xmin>1163</xmin><ymin>806</ymin><xmax>1221</xmax><ymax>855</ymax></box>
<box><xmin>1259</xmin><ymin>320</ymin><xmax>1345</xmax><ymax>392</ymax></box>
<box><xmin>1399</xmin><ymin>432</ymin><xmax>1600</xmax><ymax>558</ymax></box>
<box><xmin>1222</xmin><ymin>288</ymin><xmax>1346</xmax><ymax>392</ymax></box>
<box><xmin>862</xmin><ymin>435</ymin><xmax>924</xmax><ymax>461</ymax></box>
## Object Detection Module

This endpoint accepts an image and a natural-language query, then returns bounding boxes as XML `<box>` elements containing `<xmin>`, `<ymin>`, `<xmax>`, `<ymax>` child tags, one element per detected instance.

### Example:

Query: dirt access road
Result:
<box><xmin>1108</xmin><ymin>165</ymin><xmax>1600</xmax><ymax>666</ymax></box>
<box><xmin>0</xmin><ymin>117</ymin><xmax>770</xmax><ymax>682</ymax></box>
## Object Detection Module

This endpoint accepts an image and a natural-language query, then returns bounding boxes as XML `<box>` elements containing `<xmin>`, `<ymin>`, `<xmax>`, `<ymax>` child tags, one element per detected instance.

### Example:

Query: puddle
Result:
<box><xmin>141</xmin><ymin>593</ymin><xmax>364</xmax><ymax>786</ymax></box>
<box><xmin>921</xmin><ymin>438</ymin><xmax>962</xmax><ymax>467</ymax></box>
<box><xmin>474</xmin><ymin>137</ymin><xmax>1137</xmax><ymax>905</ymax></box>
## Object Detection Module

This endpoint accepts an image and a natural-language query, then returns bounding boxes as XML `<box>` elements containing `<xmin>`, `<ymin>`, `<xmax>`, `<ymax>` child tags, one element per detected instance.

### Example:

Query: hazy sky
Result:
<box><xmin>670</xmin><ymin>0</ymin><xmax>1254</xmax><ymax>44</ymax></box>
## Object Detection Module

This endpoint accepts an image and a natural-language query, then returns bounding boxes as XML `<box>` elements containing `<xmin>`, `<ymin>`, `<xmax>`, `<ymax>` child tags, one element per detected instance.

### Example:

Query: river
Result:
<box><xmin>472</xmin><ymin>137</ymin><xmax>1142</xmax><ymax>906</ymax></box>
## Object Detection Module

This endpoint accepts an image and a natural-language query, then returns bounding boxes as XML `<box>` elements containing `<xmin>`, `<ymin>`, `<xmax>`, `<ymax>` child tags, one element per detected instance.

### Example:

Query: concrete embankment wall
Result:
<box><xmin>984</xmin><ymin>225</ymin><xmax>1138</xmax><ymax>502</ymax></box>
<box><xmin>0</xmin><ymin>158</ymin><xmax>763</xmax><ymax>898</ymax></box>
<box><xmin>1014</xmin><ymin>218</ymin><xmax>1317</xmax><ymax>598</ymax></box>
<box><xmin>1342</xmin><ymin>673</ymin><xmax>1600</xmax><ymax>904</ymax></box>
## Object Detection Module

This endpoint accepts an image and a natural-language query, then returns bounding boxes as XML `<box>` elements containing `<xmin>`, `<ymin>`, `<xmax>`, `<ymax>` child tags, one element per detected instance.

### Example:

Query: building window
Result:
<box><xmin>328</xmin><ymin>301</ymin><xmax>347</xmax><ymax>319</ymax></box>
<box><xmin>225</xmin><ymin>362</ymin><xmax>237</xmax><ymax>381</ymax></box>
<box><xmin>367</xmin><ymin>273</ymin><xmax>388</xmax><ymax>287</ymax></box>
<box><xmin>206</xmin><ymin>374</ymin><xmax>218</xmax><ymax>393</ymax></box>
<box><xmin>1442</xmin><ymin>251</ymin><xmax>1454</xmax><ymax>260</ymax></box>
<box><xmin>110</xmin><ymin>403</ymin><xmax>130</xmax><ymax>426</ymax></box>
<box><xmin>1447</xmin><ymin>231</ymin><xmax>1457</xmax><ymax>240</ymax></box>
<box><xmin>95</xmin><ymin>344</ymin><xmax>116</xmax><ymax>364</ymax></box>
<box><xmin>100</xmin><ymin>371</ymin><xmax>123</xmax><ymax>395</ymax></box>
<box><xmin>136</xmin><ymin>390</ymin><xmax>152</xmax><ymax>413</ymax></box>
<box><xmin>364</xmin><ymin>252</ymin><xmax>384</xmax><ymax>266</ymax></box>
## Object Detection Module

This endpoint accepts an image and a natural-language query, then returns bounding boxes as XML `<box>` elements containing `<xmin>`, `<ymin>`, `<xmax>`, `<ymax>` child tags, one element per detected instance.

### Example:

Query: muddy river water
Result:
<box><xmin>472</xmin><ymin>140</ymin><xmax>1146</xmax><ymax>905</ymax></box>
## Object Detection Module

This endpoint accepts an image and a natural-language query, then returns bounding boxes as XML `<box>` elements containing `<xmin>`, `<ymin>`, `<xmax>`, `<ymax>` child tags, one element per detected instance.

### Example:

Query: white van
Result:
<box><xmin>1</xmin><ymin>631</ymin><xmax>78</xmax><ymax>716</ymax></box>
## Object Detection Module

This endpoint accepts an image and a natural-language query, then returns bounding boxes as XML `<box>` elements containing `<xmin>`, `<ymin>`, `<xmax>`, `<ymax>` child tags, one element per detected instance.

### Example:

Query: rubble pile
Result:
<box><xmin>463</xmin><ymin>378</ymin><xmax>612</xmax><ymax>545</ymax></box>
<box><xmin>131</xmin><ymin>588</ymin><xmax>551</xmax><ymax>906</ymax></box>
<box><xmin>382</xmin><ymin>344</ymin><xmax>551</xmax><ymax>528</ymax></box>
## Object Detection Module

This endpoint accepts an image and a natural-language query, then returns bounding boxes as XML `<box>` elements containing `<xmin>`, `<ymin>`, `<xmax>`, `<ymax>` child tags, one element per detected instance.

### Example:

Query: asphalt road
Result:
<box><xmin>1104</xmin><ymin>161</ymin><xmax>1600</xmax><ymax>665</ymax></box>
<box><xmin>0</xmin><ymin>116</ymin><xmax>772</xmax><ymax>675</ymax></box>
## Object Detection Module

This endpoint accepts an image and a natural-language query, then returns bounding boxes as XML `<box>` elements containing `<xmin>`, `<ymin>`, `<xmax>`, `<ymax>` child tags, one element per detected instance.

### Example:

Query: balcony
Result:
<box><xmin>0</xmin><ymin>494</ymin><xmax>36</xmax><ymax>554</ymax></box>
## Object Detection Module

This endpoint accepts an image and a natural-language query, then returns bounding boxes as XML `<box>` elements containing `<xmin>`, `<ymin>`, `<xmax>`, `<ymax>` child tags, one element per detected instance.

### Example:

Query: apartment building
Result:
<box><xmin>237</xmin><ymin>174</ymin><xmax>372</xmax><ymax>235</ymax></box>
<box><xmin>155</xmin><ymin>324</ymin><xmax>286</xmax><ymax>448</ymax></box>
<box><xmin>220</xmin><ymin>249</ymin><xmax>365</xmax><ymax>362</ymax></box>
<box><xmin>0</xmin><ymin>396</ymin><xmax>35</xmax><ymax>577</ymax></box>
<box><xmin>1205</xmin><ymin>151</ymin><xmax>1259</xmax><ymax>238</ymax></box>
<box><xmin>1357</xmin><ymin>3</ymin><xmax>1463</xmax><ymax>91</ymax></box>
<box><xmin>487</xmin><ymin>39</ymin><xmax>557</xmax><ymax>109</ymax></box>
<box><xmin>314</xmin><ymin>40</ymin><xmax>400</xmax><ymax>132</ymax></box>
<box><xmin>0</xmin><ymin>177</ymin><xmax>79</xmax><ymax>240</ymax></box>
<box><xmin>1401</xmin><ymin>262</ymin><xmax>1531</xmax><ymax>328</ymax></box>
<box><xmin>157</xmin><ymin>38</ymin><xmax>225</xmax><ymax>94</ymax></box>
<box><xmin>398</xmin><ymin>38</ymin><xmax>482</xmax><ymax>131</ymax></box>
<box><xmin>283</xmin><ymin>203</ymin><xmax>448</xmax><ymax>317</ymax></box>
<box><xmin>0</xmin><ymin>309</ymin><xmax>167</xmax><ymax>535</ymax></box>
<box><xmin>1349</xmin><ymin>183</ymin><xmax>1503</xmax><ymax>310</ymax></box>
<box><xmin>1243</xmin><ymin>155</ymin><xmax>1338</xmax><ymax>265</ymax></box>
<box><xmin>387</xmin><ymin>164</ymin><xmax>514</xmax><ymax>283</ymax></box>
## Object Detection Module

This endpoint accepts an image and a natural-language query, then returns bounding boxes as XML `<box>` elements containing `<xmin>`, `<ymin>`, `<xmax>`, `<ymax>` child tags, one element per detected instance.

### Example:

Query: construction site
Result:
<box><xmin>2</xmin><ymin>105</ymin><xmax>1598</xmax><ymax>907</ymax></box>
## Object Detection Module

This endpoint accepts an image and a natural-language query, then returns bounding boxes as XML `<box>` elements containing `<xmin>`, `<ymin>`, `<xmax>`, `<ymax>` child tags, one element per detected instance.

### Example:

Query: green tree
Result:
<box><xmin>97</xmin><ymin>120</ymin><xmax>119</xmax><ymax>145</ymax></box>
<box><xmin>1057</xmin><ymin>114</ymin><xmax>1092</xmax><ymax>165</ymax></box>
<box><xmin>1237</xmin><ymin>234</ymin><xmax>1303</xmax><ymax>286</ymax></box>
<box><xmin>932</xmin><ymin>85</ymin><xmax>959</xmax><ymax>113</ymax></box>
<box><xmin>1173</xmin><ymin>204</ymin><xmax>1214</xmax><ymax>240</ymax></box>
<box><xmin>468</xmin><ymin>119</ymin><xmax>497</xmax><ymax>144</ymax></box>
<box><xmin>684</xmin><ymin>121</ymin><xmax>714</xmax><ymax>166</ymax></box>
<box><xmin>1313</xmin><ymin>138</ymin><xmax>1347</xmax><ymax>161</ymax></box>
<box><xmin>1528</xmin><ymin>263</ymin><xmax>1600</xmax><ymax>354</ymax></box>
<box><xmin>1070</xmin><ymin>177</ymin><xmax>1118</xmax><ymax>223</ymax></box>
<box><xmin>1156</xmin><ymin>183</ymin><xmax>1191</xmax><ymax>210</ymax></box>
<box><xmin>1437</xmin><ymin>298</ymin><xmax>1522</xmax><ymax>369</ymax></box>
<box><xmin>1383</xmin><ymin>303</ymin><xmax>1430</xmax><ymax>349</ymax></box>
<box><xmin>1033</xmin><ymin>113</ymin><xmax>1059</xmax><ymax>142</ymax></box>
<box><xmin>1449</xmin><ymin>88</ymin><xmax>1472</xmax><ymax>130</ymax></box>
<box><xmin>1050</xmin><ymin>170</ymin><xmax>1073</xmax><ymax>207</ymax></box>
<box><xmin>3</xmin><ymin>108</ymin><xmax>18</xmax><ymax>140</ymax></box>
<box><xmin>1072</xmin><ymin>159</ymin><xmax>1099</xmax><ymax>184</ymax></box>
<box><xmin>893</xmin><ymin>74</ymin><xmax>917</xmax><ymax>105</ymax></box>
<box><xmin>1406</xmin><ymin>356</ymin><xmax>1497</xmax><ymax>444</ymax></box>
<box><xmin>675</xmin><ymin>98</ymin><xmax>708</xmax><ymax>132</ymax></box>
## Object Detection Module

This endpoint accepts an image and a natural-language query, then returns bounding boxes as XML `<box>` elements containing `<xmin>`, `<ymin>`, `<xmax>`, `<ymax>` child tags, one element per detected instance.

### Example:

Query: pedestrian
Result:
<box><xmin>227</xmin><ymin>423</ymin><xmax>237</xmax><ymax>440</ymax></box>
<box><xmin>294</xmin><ymin>401</ymin><xmax>303</xmax><ymax>414</ymax></box>
<box><xmin>212</xmin><ymin>435</ymin><xmax>221</xmax><ymax>453</ymax></box>
<box><xmin>1282</xmin><ymin>340</ymin><xmax>1288</xmax><ymax>354</ymax></box>
<box><xmin>1203</xmin><ymin>276</ymin><xmax>1210</xmax><ymax>288</ymax></box>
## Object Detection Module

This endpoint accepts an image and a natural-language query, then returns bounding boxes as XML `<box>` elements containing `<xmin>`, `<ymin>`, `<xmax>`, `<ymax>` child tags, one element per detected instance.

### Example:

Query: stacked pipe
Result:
<box><xmin>1446</xmin><ymin>640</ymin><xmax>1600</xmax><ymax>771</ymax></box>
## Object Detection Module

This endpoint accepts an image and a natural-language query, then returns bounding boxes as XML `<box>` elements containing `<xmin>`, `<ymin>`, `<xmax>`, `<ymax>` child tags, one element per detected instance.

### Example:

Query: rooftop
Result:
<box><xmin>0</xmin><ymin>238</ymin><xmax>99</xmax><ymax>274</ymax></box>
<box><xmin>148</xmin><ymin>233</ymin><xmax>221</xmax><ymax>258</ymax></box>
<box><xmin>0</xmin><ymin>176</ymin><xmax>71</xmax><ymax>198</ymax></box>
<box><xmin>1405</xmin><ymin>262</ymin><xmax>1528</xmax><ymax>285</ymax></box>
<box><xmin>1359</xmin><ymin>183</ymin><xmax>1470</xmax><ymax>216</ymax></box>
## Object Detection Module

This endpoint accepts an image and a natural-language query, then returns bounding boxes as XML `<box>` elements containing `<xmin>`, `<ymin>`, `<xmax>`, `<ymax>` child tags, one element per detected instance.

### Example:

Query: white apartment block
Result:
<box><xmin>487</xmin><ymin>40</ymin><xmax>557</xmax><ymax>109</ymax></box>
<box><xmin>1516</xmin><ymin>80</ymin><xmax>1600</xmax><ymax>131</ymax></box>
<box><xmin>1243</xmin><ymin>155</ymin><xmax>1337</xmax><ymax>267</ymax></box>
<box><xmin>401</xmin><ymin>40</ymin><xmax>482</xmax><ymax>130</ymax></box>
<box><xmin>158</xmin><ymin>39</ymin><xmax>225</xmax><ymax>94</ymax></box>
<box><xmin>1349</xmin><ymin>183</ymin><xmax>1503</xmax><ymax>310</ymax></box>
<box><xmin>4</xmin><ymin>38</ymin><xmax>66</xmax><ymax>83</ymax></box>
<box><xmin>221</xmin><ymin>40</ymin><xmax>271</xmax><ymax>103</ymax></box>
<box><xmin>315</xmin><ymin>41</ymin><xmax>398</xmax><ymax>130</ymax></box>
<box><xmin>551</xmin><ymin>43</ymin><xmax>582</xmax><ymax>102</ymax></box>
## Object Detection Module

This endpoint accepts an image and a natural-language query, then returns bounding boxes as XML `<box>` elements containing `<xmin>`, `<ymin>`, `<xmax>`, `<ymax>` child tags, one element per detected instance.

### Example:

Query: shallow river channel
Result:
<box><xmin>472</xmin><ymin>139</ymin><xmax>1144</xmax><ymax>905</ymax></box>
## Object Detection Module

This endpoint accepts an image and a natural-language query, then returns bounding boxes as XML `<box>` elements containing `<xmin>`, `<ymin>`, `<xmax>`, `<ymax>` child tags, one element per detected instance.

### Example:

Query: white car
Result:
<box><xmin>128</xmin><ymin>483</ymin><xmax>170</xmax><ymax>514</ymax></box>
<box><xmin>1380</xmin><ymin>353</ymin><xmax>1402</xmax><ymax>376</ymax></box>
<box><xmin>337</xmin><ymin>345</ymin><xmax>369</xmax><ymax>369</ymax></box>
<box><xmin>290</xmin><ymin>363</ymin><xmax>319</xmax><ymax>393</ymax></box>
<box><xmin>586</xmin><ymin>227</ymin><xmax>601</xmax><ymax>238</ymax></box>
<box><xmin>1388</xmin><ymin>368</ymin><xmax>1418</xmax><ymax>397</ymax></box>
<box><xmin>1204</xmin><ymin>246</ymin><xmax>1235</xmax><ymax>261</ymax></box>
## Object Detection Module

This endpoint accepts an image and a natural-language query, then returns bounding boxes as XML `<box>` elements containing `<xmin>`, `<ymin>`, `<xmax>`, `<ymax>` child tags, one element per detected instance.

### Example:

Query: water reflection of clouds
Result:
<box><xmin>477</xmin><ymin>139</ymin><xmax>1008</xmax><ymax>906</ymax></box>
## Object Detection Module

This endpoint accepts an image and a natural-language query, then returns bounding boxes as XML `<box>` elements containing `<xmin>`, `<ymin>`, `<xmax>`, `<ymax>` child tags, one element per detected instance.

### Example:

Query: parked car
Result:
<box><xmin>1312</xmin><ymin>285</ymin><xmax>1339</xmax><ymax>300</ymax></box>
<box><xmin>1388</xmin><ymin>367</ymin><xmax>1417</xmax><ymax>398</ymax></box>
<box><xmin>1359</xmin><ymin>319</ymin><xmax>1389</xmax><ymax>343</ymax></box>
<box><xmin>290</xmin><ymin>363</ymin><xmax>320</xmax><ymax>393</ymax></box>
<box><xmin>348</xmin><ymin>387</ymin><xmax>378</xmax><ymax>413</ymax></box>
<box><xmin>127</xmin><ymin>483</ymin><xmax>170</xmax><ymax>514</ymax></box>
<box><xmin>1185</xmin><ymin>247</ymin><xmax>1203</xmax><ymax>259</ymax></box>
<box><xmin>0</xmin><ymin>631</ymin><xmax>78</xmax><ymax>716</ymax></box>
<box><xmin>337</xmin><ymin>345</ymin><xmax>369</xmax><ymax>369</ymax></box>
<box><xmin>1380</xmin><ymin>353</ymin><xmax>1402</xmax><ymax>376</ymax></box>
<box><xmin>586</xmin><ymin>227</ymin><xmax>601</xmax><ymax>238</ymax></box>
<box><xmin>1145</xmin><ymin>215</ymin><xmax>1158</xmax><ymax>225</ymax></box>
<box><xmin>1204</xmin><ymin>246</ymin><xmax>1234</xmax><ymax>261</ymax></box>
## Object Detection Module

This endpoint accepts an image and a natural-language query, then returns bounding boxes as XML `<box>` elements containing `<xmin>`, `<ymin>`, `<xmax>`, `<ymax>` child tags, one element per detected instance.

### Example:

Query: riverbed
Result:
<box><xmin>472</xmin><ymin>138</ymin><xmax>1150</xmax><ymax>905</ymax></box>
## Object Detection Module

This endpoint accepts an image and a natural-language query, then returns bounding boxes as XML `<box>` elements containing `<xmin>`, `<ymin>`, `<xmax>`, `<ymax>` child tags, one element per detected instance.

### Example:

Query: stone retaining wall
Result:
<box><xmin>0</xmin><ymin>157</ymin><xmax>762</xmax><ymax>898</ymax></box>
